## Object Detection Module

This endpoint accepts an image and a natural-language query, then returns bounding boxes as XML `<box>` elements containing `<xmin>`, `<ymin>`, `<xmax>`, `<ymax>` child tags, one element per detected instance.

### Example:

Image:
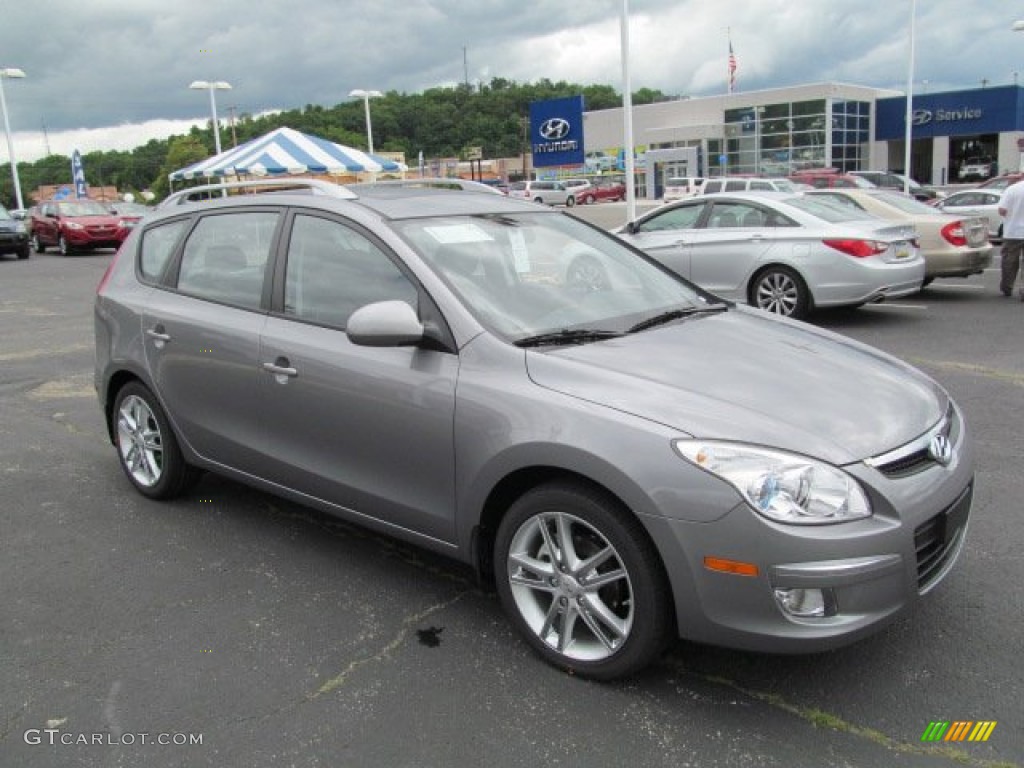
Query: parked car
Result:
<box><xmin>96</xmin><ymin>178</ymin><xmax>973</xmax><ymax>680</ymax></box>
<box><xmin>663</xmin><ymin>176</ymin><xmax>705</xmax><ymax>202</ymax></box>
<box><xmin>788</xmin><ymin>170</ymin><xmax>876</xmax><ymax>189</ymax></box>
<box><xmin>701</xmin><ymin>177</ymin><xmax>799</xmax><ymax>194</ymax></box>
<box><xmin>933</xmin><ymin>189</ymin><xmax>1003</xmax><ymax>241</ymax></box>
<box><xmin>614</xmin><ymin>191</ymin><xmax>923</xmax><ymax>319</ymax></box>
<box><xmin>978</xmin><ymin>172</ymin><xmax>1024</xmax><ymax>192</ymax></box>
<box><xmin>507</xmin><ymin>180</ymin><xmax>578</xmax><ymax>207</ymax></box>
<box><xmin>577</xmin><ymin>177</ymin><xmax>627</xmax><ymax>204</ymax></box>
<box><xmin>848</xmin><ymin>171</ymin><xmax>942</xmax><ymax>202</ymax></box>
<box><xmin>0</xmin><ymin>204</ymin><xmax>30</xmax><ymax>260</ymax></box>
<box><xmin>562</xmin><ymin>178</ymin><xmax>593</xmax><ymax>201</ymax></box>
<box><xmin>804</xmin><ymin>189</ymin><xmax>993</xmax><ymax>283</ymax></box>
<box><xmin>958</xmin><ymin>157</ymin><xmax>996</xmax><ymax>182</ymax></box>
<box><xmin>30</xmin><ymin>199</ymin><xmax>133</xmax><ymax>256</ymax></box>
<box><xmin>109</xmin><ymin>201</ymin><xmax>154</xmax><ymax>231</ymax></box>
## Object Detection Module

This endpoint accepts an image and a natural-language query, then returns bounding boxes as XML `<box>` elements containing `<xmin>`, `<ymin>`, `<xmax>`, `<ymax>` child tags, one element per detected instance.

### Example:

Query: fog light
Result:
<box><xmin>773</xmin><ymin>587</ymin><xmax>836</xmax><ymax>618</ymax></box>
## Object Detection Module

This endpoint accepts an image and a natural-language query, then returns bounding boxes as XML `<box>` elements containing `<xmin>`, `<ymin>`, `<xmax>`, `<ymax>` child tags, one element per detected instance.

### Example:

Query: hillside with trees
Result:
<box><xmin>0</xmin><ymin>78</ymin><xmax>674</xmax><ymax>207</ymax></box>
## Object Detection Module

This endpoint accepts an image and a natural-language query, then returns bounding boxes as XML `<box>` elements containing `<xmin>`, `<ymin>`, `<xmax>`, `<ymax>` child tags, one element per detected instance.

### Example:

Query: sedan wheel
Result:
<box><xmin>114</xmin><ymin>382</ymin><xmax>197</xmax><ymax>499</ymax></box>
<box><xmin>565</xmin><ymin>195</ymin><xmax>576</xmax><ymax>208</ymax></box>
<box><xmin>495</xmin><ymin>482</ymin><xmax>671</xmax><ymax>679</ymax></box>
<box><xmin>58</xmin><ymin>235</ymin><xmax>70</xmax><ymax>257</ymax></box>
<box><xmin>750</xmin><ymin>266</ymin><xmax>808</xmax><ymax>319</ymax></box>
<box><xmin>31</xmin><ymin>233</ymin><xmax>46</xmax><ymax>254</ymax></box>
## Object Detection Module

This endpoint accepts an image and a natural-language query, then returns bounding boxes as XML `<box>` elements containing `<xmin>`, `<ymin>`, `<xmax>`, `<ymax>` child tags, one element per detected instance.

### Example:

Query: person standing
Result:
<box><xmin>997</xmin><ymin>178</ymin><xmax>1024</xmax><ymax>299</ymax></box>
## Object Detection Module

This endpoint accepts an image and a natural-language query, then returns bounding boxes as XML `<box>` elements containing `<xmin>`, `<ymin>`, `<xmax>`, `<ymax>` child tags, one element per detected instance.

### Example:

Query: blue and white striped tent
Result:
<box><xmin>168</xmin><ymin>126</ymin><xmax>405</xmax><ymax>182</ymax></box>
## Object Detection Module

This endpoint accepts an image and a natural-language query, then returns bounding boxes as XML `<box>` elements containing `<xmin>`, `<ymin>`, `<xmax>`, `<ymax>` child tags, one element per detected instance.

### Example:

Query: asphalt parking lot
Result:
<box><xmin>1</xmin><ymin>234</ymin><xmax>1022</xmax><ymax>768</ymax></box>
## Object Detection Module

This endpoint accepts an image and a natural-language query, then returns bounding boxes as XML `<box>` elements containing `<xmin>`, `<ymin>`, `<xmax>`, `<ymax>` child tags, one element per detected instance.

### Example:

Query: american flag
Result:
<box><xmin>728</xmin><ymin>39</ymin><xmax>737</xmax><ymax>93</ymax></box>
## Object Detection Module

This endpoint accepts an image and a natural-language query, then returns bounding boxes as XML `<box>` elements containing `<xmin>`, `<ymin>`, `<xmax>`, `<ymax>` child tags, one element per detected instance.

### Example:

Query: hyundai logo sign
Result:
<box><xmin>539</xmin><ymin>118</ymin><xmax>571</xmax><ymax>141</ymax></box>
<box><xmin>912</xmin><ymin>109</ymin><xmax>933</xmax><ymax>126</ymax></box>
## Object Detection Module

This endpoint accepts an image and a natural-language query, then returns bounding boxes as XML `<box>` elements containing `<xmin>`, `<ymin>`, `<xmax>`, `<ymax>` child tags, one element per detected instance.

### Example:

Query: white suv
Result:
<box><xmin>663</xmin><ymin>177</ymin><xmax>705</xmax><ymax>202</ymax></box>
<box><xmin>701</xmin><ymin>177</ymin><xmax>798</xmax><ymax>194</ymax></box>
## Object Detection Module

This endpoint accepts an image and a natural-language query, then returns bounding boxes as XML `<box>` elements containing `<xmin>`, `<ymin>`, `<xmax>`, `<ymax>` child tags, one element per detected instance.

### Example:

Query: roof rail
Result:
<box><xmin>159</xmin><ymin>178</ymin><xmax>358</xmax><ymax>208</ymax></box>
<box><xmin>351</xmin><ymin>177</ymin><xmax>504</xmax><ymax>195</ymax></box>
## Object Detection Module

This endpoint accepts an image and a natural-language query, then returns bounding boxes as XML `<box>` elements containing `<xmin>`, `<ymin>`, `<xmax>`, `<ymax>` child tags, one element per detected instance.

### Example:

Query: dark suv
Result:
<box><xmin>30</xmin><ymin>200</ymin><xmax>131</xmax><ymax>256</ymax></box>
<box><xmin>0</xmin><ymin>204</ymin><xmax>30</xmax><ymax>260</ymax></box>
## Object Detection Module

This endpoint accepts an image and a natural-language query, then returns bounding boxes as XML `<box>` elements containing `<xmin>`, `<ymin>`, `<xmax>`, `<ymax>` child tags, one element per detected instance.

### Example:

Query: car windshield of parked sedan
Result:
<box><xmin>56</xmin><ymin>201</ymin><xmax>113</xmax><ymax>217</ymax></box>
<box><xmin>393</xmin><ymin>212</ymin><xmax>711</xmax><ymax>342</ymax></box>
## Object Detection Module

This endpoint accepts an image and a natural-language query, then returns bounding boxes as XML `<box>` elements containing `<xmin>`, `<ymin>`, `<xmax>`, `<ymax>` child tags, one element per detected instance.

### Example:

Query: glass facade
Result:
<box><xmin>707</xmin><ymin>98</ymin><xmax>870</xmax><ymax>177</ymax></box>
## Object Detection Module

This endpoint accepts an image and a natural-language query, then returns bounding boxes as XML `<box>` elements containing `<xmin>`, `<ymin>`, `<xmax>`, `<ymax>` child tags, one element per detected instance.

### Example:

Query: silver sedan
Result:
<box><xmin>933</xmin><ymin>189</ymin><xmax>1003</xmax><ymax>241</ymax></box>
<box><xmin>615</xmin><ymin>192</ymin><xmax>925</xmax><ymax>319</ymax></box>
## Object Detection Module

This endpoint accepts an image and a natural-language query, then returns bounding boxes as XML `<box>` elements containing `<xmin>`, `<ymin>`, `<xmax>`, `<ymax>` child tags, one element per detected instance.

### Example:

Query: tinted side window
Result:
<box><xmin>750</xmin><ymin>181</ymin><xmax>773</xmax><ymax>191</ymax></box>
<box><xmin>284</xmin><ymin>214</ymin><xmax>417</xmax><ymax>329</ymax></box>
<box><xmin>140</xmin><ymin>219</ymin><xmax>189</xmax><ymax>283</ymax></box>
<box><xmin>176</xmin><ymin>212</ymin><xmax>278</xmax><ymax>309</ymax></box>
<box><xmin>724</xmin><ymin>180</ymin><xmax>747</xmax><ymax>192</ymax></box>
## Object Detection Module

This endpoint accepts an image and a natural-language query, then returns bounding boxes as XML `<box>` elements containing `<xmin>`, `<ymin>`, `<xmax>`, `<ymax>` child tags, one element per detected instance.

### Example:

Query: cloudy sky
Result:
<box><xmin>1</xmin><ymin>0</ymin><xmax>1020</xmax><ymax>162</ymax></box>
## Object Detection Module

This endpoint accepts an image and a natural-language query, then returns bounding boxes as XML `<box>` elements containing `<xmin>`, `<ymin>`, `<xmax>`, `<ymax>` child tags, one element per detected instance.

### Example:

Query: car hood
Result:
<box><xmin>525</xmin><ymin>308</ymin><xmax>946</xmax><ymax>465</ymax></box>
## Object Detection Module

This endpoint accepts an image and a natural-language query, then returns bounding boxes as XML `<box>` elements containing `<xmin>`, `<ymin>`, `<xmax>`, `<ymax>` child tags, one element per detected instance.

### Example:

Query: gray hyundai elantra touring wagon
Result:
<box><xmin>95</xmin><ymin>179</ymin><xmax>974</xmax><ymax>679</ymax></box>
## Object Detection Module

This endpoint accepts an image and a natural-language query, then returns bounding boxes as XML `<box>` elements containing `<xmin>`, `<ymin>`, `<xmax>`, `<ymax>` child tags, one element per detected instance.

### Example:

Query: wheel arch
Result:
<box><xmin>470</xmin><ymin>465</ymin><xmax>673</xmax><ymax>610</ymax></box>
<box><xmin>746</xmin><ymin>262</ymin><xmax>815</xmax><ymax>313</ymax></box>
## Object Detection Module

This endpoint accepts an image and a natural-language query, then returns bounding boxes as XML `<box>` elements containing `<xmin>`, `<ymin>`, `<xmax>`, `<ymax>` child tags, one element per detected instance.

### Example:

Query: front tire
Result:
<box><xmin>31</xmin><ymin>233</ymin><xmax>46</xmax><ymax>253</ymax></box>
<box><xmin>495</xmin><ymin>482</ymin><xmax>672</xmax><ymax>680</ymax></box>
<box><xmin>113</xmin><ymin>382</ymin><xmax>198</xmax><ymax>500</ymax></box>
<box><xmin>749</xmin><ymin>265</ymin><xmax>809</xmax><ymax>319</ymax></box>
<box><xmin>17</xmin><ymin>244</ymin><xmax>30</xmax><ymax>260</ymax></box>
<box><xmin>565</xmin><ymin>195</ymin><xmax>576</xmax><ymax>208</ymax></box>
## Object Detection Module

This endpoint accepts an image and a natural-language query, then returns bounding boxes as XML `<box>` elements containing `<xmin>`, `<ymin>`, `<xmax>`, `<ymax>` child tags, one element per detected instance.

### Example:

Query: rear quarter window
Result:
<box><xmin>139</xmin><ymin>219</ymin><xmax>190</xmax><ymax>283</ymax></box>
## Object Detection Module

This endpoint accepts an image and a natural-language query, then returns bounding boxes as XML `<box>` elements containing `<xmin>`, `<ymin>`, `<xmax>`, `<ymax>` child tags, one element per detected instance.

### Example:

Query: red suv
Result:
<box><xmin>30</xmin><ymin>200</ymin><xmax>132</xmax><ymax>256</ymax></box>
<box><xmin>578</xmin><ymin>177</ymin><xmax>627</xmax><ymax>204</ymax></box>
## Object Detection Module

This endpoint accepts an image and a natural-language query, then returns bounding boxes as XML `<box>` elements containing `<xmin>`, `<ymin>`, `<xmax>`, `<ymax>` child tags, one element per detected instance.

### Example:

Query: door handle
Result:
<box><xmin>262</xmin><ymin>360</ymin><xmax>298</xmax><ymax>379</ymax></box>
<box><xmin>146</xmin><ymin>327</ymin><xmax>170</xmax><ymax>348</ymax></box>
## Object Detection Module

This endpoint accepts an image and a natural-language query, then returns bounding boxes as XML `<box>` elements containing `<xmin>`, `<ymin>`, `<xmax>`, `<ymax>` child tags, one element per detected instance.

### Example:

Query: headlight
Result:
<box><xmin>64</xmin><ymin>221</ymin><xmax>84</xmax><ymax>230</ymax></box>
<box><xmin>674</xmin><ymin>440</ymin><xmax>871</xmax><ymax>525</ymax></box>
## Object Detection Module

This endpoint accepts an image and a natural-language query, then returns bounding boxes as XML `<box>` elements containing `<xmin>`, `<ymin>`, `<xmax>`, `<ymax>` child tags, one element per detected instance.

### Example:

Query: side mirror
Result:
<box><xmin>346</xmin><ymin>300</ymin><xmax>424</xmax><ymax>348</ymax></box>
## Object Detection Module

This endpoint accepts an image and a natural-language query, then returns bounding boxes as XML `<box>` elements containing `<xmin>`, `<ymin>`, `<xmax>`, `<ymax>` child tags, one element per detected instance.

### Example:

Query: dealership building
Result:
<box><xmin>546</xmin><ymin>82</ymin><xmax>1024</xmax><ymax>196</ymax></box>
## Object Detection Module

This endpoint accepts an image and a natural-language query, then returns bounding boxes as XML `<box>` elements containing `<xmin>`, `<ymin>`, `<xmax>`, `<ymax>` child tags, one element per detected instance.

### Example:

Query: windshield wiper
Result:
<box><xmin>628</xmin><ymin>304</ymin><xmax>727</xmax><ymax>333</ymax></box>
<box><xmin>514</xmin><ymin>329</ymin><xmax>624</xmax><ymax>348</ymax></box>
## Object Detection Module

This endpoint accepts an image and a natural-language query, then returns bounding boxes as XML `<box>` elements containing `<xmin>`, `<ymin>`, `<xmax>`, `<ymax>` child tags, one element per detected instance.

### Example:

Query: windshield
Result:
<box><xmin>392</xmin><ymin>212</ymin><xmax>709</xmax><ymax>341</ymax></box>
<box><xmin>57</xmin><ymin>201</ymin><xmax>111</xmax><ymax>217</ymax></box>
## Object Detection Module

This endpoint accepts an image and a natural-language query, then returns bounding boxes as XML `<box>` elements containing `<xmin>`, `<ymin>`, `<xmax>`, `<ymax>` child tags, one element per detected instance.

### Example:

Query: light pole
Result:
<box><xmin>189</xmin><ymin>80</ymin><xmax>232</xmax><ymax>155</ymax></box>
<box><xmin>0</xmin><ymin>67</ymin><xmax>26</xmax><ymax>211</ymax></box>
<box><xmin>349</xmin><ymin>89</ymin><xmax>382</xmax><ymax>154</ymax></box>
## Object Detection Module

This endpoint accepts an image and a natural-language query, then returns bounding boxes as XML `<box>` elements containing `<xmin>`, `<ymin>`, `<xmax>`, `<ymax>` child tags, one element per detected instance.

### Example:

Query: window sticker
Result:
<box><xmin>423</xmin><ymin>223</ymin><xmax>494</xmax><ymax>245</ymax></box>
<box><xmin>509</xmin><ymin>229</ymin><xmax>531</xmax><ymax>273</ymax></box>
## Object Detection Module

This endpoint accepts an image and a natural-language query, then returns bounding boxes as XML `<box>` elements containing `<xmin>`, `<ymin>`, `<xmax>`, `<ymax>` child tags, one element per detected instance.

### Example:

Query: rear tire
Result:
<box><xmin>112</xmin><ymin>382</ymin><xmax>199</xmax><ymax>500</ymax></box>
<box><xmin>749</xmin><ymin>265</ymin><xmax>809</xmax><ymax>319</ymax></box>
<box><xmin>494</xmin><ymin>481</ymin><xmax>672</xmax><ymax>680</ymax></box>
<box><xmin>31</xmin><ymin>233</ymin><xmax>46</xmax><ymax>253</ymax></box>
<box><xmin>565</xmin><ymin>195</ymin><xmax>576</xmax><ymax>208</ymax></box>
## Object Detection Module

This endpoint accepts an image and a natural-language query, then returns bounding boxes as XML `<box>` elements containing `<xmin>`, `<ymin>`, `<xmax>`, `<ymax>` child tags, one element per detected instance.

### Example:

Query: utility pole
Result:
<box><xmin>463</xmin><ymin>47</ymin><xmax>469</xmax><ymax>89</ymax></box>
<box><xmin>227</xmin><ymin>105</ymin><xmax>239</xmax><ymax>147</ymax></box>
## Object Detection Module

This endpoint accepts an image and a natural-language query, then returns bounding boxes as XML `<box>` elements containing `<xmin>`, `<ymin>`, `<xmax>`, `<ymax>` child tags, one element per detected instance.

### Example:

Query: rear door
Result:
<box><xmin>143</xmin><ymin>208</ymin><xmax>280</xmax><ymax>471</ymax></box>
<box><xmin>257</xmin><ymin>211</ymin><xmax>459</xmax><ymax>542</ymax></box>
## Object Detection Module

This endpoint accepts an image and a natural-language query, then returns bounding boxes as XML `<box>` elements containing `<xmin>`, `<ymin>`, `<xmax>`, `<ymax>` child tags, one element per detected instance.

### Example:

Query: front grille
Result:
<box><xmin>915</xmin><ymin>483</ymin><xmax>972</xmax><ymax>592</ymax></box>
<box><xmin>876</xmin><ymin>447</ymin><xmax>932</xmax><ymax>477</ymax></box>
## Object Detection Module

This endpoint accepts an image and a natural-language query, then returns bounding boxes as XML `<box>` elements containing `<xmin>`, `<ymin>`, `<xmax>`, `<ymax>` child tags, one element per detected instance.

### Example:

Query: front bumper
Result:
<box><xmin>641</xmin><ymin>406</ymin><xmax>975</xmax><ymax>652</ymax></box>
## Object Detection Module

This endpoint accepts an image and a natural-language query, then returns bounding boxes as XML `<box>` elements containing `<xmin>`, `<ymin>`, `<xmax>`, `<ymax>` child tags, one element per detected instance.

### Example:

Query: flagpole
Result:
<box><xmin>621</xmin><ymin>0</ymin><xmax>636</xmax><ymax>224</ymax></box>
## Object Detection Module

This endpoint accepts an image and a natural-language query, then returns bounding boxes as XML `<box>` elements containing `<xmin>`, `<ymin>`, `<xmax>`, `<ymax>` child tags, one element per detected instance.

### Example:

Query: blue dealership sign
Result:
<box><xmin>530</xmin><ymin>95</ymin><xmax>585</xmax><ymax>168</ymax></box>
<box><xmin>876</xmin><ymin>85</ymin><xmax>1024</xmax><ymax>140</ymax></box>
<box><xmin>71</xmin><ymin>150</ymin><xmax>87</xmax><ymax>198</ymax></box>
